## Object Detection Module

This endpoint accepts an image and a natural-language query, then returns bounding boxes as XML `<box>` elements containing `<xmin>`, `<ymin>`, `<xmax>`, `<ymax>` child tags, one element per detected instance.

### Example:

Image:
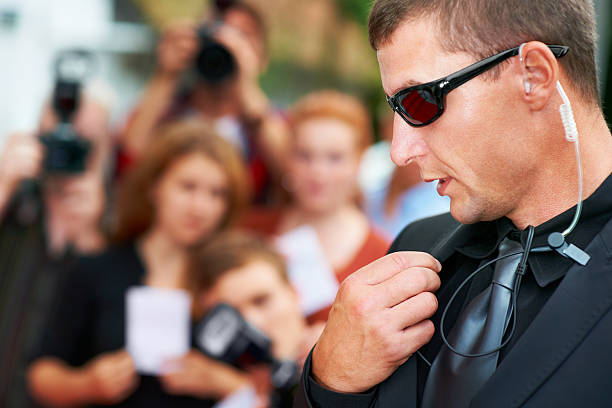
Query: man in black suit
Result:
<box><xmin>295</xmin><ymin>0</ymin><xmax>612</xmax><ymax>407</ymax></box>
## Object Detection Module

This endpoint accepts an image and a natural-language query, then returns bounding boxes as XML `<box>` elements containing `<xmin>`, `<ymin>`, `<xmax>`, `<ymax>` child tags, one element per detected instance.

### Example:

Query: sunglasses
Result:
<box><xmin>386</xmin><ymin>45</ymin><xmax>569</xmax><ymax>127</ymax></box>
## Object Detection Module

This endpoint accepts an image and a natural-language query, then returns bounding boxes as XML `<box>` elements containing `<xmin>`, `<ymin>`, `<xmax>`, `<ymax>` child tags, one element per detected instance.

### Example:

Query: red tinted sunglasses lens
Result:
<box><xmin>400</xmin><ymin>89</ymin><xmax>439</xmax><ymax>125</ymax></box>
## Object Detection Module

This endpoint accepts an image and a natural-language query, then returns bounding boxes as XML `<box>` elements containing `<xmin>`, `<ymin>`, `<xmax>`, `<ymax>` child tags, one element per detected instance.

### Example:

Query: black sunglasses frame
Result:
<box><xmin>386</xmin><ymin>45</ymin><xmax>570</xmax><ymax>127</ymax></box>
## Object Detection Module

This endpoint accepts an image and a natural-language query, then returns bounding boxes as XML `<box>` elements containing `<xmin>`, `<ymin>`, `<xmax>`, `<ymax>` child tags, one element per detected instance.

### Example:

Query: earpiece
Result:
<box><xmin>519</xmin><ymin>43</ymin><xmax>531</xmax><ymax>95</ymax></box>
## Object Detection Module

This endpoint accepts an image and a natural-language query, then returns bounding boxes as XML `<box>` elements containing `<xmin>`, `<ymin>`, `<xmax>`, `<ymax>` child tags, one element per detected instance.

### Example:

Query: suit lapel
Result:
<box><xmin>430</xmin><ymin>223</ymin><xmax>471</xmax><ymax>263</ymax></box>
<box><xmin>471</xmin><ymin>218</ymin><xmax>612</xmax><ymax>408</ymax></box>
<box><xmin>377</xmin><ymin>222</ymin><xmax>468</xmax><ymax>407</ymax></box>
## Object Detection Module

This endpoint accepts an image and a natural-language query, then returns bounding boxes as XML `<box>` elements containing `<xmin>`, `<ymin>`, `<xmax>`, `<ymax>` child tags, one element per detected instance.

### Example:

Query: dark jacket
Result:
<box><xmin>295</xmin><ymin>212</ymin><xmax>612</xmax><ymax>407</ymax></box>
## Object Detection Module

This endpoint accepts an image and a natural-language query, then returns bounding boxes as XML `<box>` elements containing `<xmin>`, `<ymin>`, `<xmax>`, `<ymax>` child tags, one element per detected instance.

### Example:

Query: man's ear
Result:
<box><xmin>517</xmin><ymin>41</ymin><xmax>559</xmax><ymax>111</ymax></box>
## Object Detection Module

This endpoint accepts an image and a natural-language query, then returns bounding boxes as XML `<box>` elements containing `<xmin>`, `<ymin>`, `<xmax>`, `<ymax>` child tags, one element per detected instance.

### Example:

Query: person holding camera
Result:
<box><xmin>120</xmin><ymin>0</ymin><xmax>288</xmax><ymax>204</ymax></box>
<box><xmin>0</xmin><ymin>88</ymin><xmax>111</xmax><ymax>407</ymax></box>
<box><xmin>27</xmin><ymin>121</ymin><xmax>252</xmax><ymax>407</ymax></box>
<box><xmin>189</xmin><ymin>231</ymin><xmax>327</xmax><ymax>408</ymax></box>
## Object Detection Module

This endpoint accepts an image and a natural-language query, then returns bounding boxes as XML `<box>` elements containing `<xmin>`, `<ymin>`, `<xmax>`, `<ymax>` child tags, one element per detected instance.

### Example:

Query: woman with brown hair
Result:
<box><xmin>27</xmin><ymin>120</ymin><xmax>250</xmax><ymax>407</ymax></box>
<box><xmin>242</xmin><ymin>90</ymin><xmax>390</xmax><ymax>324</ymax></box>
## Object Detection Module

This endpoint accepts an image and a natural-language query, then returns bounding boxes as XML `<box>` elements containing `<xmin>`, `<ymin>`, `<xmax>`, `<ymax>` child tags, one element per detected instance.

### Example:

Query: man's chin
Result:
<box><xmin>451</xmin><ymin>203</ymin><xmax>507</xmax><ymax>225</ymax></box>
<box><xmin>449</xmin><ymin>201</ymin><xmax>486</xmax><ymax>225</ymax></box>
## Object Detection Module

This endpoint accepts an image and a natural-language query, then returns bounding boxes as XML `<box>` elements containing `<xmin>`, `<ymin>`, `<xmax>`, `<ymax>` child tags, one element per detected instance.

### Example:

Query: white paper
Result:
<box><xmin>275</xmin><ymin>225</ymin><xmax>339</xmax><ymax>316</ymax></box>
<box><xmin>213</xmin><ymin>386</ymin><xmax>258</xmax><ymax>408</ymax></box>
<box><xmin>126</xmin><ymin>286</ymin><xmax>191</xmax><ymax>375</ymax></box>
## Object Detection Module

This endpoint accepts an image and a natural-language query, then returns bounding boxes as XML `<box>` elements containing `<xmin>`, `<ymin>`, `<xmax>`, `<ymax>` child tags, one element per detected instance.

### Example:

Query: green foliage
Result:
<box><xmin>336</xmin><ymin>0</ymin><xmax>371</xmax><ymax>26</ymax></box>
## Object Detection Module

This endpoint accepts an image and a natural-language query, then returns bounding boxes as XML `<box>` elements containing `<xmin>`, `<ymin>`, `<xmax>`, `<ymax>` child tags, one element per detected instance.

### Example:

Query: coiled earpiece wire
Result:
<box><xmin>415</xmin><ymin>54</ymin><xmax>585</xmax><ymax>367</ymax></box>
<box><xmin>556</xmin><ymin>81</ymin><xmax>583</xmax><ymax>237</ymax></box>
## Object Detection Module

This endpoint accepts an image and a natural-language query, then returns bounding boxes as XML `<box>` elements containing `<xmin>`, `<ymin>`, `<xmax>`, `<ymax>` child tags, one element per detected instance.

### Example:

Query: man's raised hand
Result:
<box><xmin>311</xmin><ymin>251</ymin><xmax>442</xmax><ymax>393</ymax></box>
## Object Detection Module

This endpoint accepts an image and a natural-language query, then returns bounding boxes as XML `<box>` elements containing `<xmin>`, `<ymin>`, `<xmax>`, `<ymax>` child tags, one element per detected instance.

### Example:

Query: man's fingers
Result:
<box><xmin>389</xmin><ymin>291</ymin><xmax>438</xmax><ymax>330</ymax></box>
<box><xmin>353</xmin><ymin>251</ymin><xmax>441</xmax><ymax>285</ymax></box>
<box><xmin>379</xmin><ymin>267</ymin><xmax>441</xmax><ymax>307</ymax></box>
<box><xmin>397</xmin><ymin>319</ymin><xmax>436</xmax><ymax>360</ymax></box>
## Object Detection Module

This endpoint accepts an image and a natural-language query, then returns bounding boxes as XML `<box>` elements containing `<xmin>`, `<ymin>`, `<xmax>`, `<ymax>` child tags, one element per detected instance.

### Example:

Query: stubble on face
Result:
<box><xmin>378</xmin><ymin>18</ymin><xmax>536</xmax><ymax>226</ymax></box>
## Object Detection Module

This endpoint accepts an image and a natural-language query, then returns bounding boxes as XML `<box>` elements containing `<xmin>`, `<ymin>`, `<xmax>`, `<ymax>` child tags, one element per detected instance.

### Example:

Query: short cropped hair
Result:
<box><xmin>188</xmin><ymin>231</ymin><xmax>288</xmax><ymax>295</ymax></box>
<box><xmin>368</xmin><ymin>0</ymin><xmax>600</xmax><ymax>105</ymax></box>
<box><xmin>289</xmin><ymin>90</ymin><xmax>373</xmax><ymax>153</ymax></box>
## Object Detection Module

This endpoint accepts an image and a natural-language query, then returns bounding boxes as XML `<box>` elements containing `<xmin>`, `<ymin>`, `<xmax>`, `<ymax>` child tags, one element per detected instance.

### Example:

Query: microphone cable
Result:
<box><xmin>416</xmin><ymin>227</ymin><xmax>534</xmax><ymax>366</ymax></box>
<box><xmin>416</xmin><ymin>80</ymin><xmax>587</xmax><ymax>367</ymax></box>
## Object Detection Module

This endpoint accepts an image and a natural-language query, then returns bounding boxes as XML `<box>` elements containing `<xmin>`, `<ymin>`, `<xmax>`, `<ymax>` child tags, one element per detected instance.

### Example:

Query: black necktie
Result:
<box><xmin>421</xmin><ymin>238</ymin><xmax>523</xmax><ymax>408</ymax></box>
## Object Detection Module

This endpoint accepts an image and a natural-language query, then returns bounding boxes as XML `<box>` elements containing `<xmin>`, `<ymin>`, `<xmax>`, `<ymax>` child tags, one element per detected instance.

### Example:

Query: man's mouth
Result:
<box><xmin>424</xmin><ymin>177</ymin><xmax>451</xmax><ymax>196</ymax></box>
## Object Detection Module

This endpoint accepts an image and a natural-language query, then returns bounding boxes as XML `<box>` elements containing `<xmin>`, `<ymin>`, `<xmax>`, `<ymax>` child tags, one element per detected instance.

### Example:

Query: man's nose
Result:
<box><xmin>389</xmin><ymin>113</ymin><xmax>429</xmax><ymax>166</ymax></box>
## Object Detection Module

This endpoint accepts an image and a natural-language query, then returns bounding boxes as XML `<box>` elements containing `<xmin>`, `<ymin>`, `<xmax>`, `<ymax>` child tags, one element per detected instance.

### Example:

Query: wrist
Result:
<box><xmin>216</xmin><ymin>368</ymin><xmax>250</xmax><ymax>399</ymax></box>
<box><xmin>81</xmin><ymin>364</ymin><xmax>98</xmax><ymax>399</ymax></box>
<box><xmin>311</xmin><ymin>343</ymin><xmax>360</xmax><ymax>394</ymax></box>
<box><xmin>310</xmin><ymin>344</ymin><xmax>332</xmax><ymax>389</ymax></box>
<box><xmin>62</xmin><ymin>364</ymin><xmax>100</xmax><ymax>405</ymax></box>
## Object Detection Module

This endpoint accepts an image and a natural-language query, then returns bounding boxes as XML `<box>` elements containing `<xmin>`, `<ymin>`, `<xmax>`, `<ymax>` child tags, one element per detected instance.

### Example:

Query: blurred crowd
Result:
<box><xmin>0</xmin><ymin>1</ymin><xmax>449</xmax><ymax>407</ymax></box>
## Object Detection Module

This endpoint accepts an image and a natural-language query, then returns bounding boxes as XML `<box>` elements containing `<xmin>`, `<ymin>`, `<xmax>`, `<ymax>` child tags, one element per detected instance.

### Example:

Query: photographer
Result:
<box><xmin>27</xmin><ymin>121</ymin><xmax>251</xmax><ymax>407</ymax></box>
<box><xmin>189</xmin><ymin>231</ymin><xmax>326</xmax><ymax>407</ymax></box>
<box><xmin>120</xmin><ymin>0</ymin><xmax>288</xmax><ymax>204</ymax></box>
<box><xmin>0</xmin><ymin>85</ymin><xmax>112</xmax><ymax>407</ymax></box>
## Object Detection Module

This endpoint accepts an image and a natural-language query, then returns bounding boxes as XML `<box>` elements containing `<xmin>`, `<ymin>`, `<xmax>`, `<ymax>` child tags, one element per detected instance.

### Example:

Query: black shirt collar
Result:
<box><xmin>454</xmin><ymin>172</ymin><xmax>612</xmax><ymax>287</ymax></box>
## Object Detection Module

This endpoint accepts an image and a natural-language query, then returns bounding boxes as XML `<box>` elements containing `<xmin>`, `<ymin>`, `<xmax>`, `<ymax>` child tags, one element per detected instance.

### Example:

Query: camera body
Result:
<box><xmin>194</xmin><ymin>303</ymin><xmax>299</xmax><ymax>392</ymax></box>
<box><xmin>40</xmin><ymin>125</ymin><xmax>90</xmax><ymax>174</ymax></box>
<box><xmin>40</xmin><ymin>51</ymin><xmax>93</xmax><ymax>174</ymax></box>
<box><xmin>194</xmin><ymin>303</ymin><xmax>274</xmax><ymax>366</ymax></box>
<box><xmin>194</xmin><ymin>24</ymin><xmax>237</xmax><ymax>84</ymax></box>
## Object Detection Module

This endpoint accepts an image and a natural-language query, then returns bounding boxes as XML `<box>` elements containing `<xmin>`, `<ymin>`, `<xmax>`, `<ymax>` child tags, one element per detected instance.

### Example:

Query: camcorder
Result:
<box><xmin>194</xmin><ymin>303</ymin><xmax>299</xmax><ymax>408</ymax></box>
<box><xmin>39</xmin><ymin>50</ymin><xmax>93</xmax><ymax>174</ymax></box>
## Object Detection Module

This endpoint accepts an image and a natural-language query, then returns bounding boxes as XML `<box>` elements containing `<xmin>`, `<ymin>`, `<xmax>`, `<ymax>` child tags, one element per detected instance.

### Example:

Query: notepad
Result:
<box><xmin>126</xmin><ymin>286</ymin><xmax>191</xmax><ymax>375</ymax></box>
<box><xmin>275</xmin><ymin>225</ymin><xmax>339</xmax><ymax>316</ymax></box>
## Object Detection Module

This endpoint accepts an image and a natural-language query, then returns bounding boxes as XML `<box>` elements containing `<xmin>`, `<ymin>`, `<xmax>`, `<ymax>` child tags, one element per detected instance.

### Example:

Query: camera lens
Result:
<box><xmin>195</xmin><ymin>28</ymin><xmax>236</xmax><ymax>84</ymax></box>
<box><xmin>40</xmin><ymin>126</ymin><xmax>91</xmax><ymax>174</ymax></box>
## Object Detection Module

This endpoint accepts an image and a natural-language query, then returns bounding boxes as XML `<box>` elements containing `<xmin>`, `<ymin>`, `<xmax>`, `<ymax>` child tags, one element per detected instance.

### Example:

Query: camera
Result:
<box><xmin>39</xmin><ymin>50</ymin><xmax>93</xmax><ymax>174</ymax></box>
<box><xmin>195</xmin><ymin>24</ymin><xmax>237</xmax><ymax>84</ymax></box>
<box><xmin>194</xmin><ymin>303</ymin><xmax>299</xmax><ymax>406</ymax></box>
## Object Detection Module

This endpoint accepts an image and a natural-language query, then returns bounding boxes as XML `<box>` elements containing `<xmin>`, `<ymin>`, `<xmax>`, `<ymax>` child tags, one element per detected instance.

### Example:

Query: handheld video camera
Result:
<box><xmin>194</xmin><ymin>303</ymin><xmax>299</xmax><ymax>406</ymax></box>
<box><xmin>39</xmin><ymin>50</ymin><xmax>94</xmax><ymax>174</ymax></box>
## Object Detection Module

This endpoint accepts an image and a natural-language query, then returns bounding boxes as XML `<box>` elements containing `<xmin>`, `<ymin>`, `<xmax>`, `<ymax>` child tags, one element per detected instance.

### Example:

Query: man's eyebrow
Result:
<box><xmin>387</xmin><ymin>79</ymin><xmax>423</xmax><ymax>97</ymax></box>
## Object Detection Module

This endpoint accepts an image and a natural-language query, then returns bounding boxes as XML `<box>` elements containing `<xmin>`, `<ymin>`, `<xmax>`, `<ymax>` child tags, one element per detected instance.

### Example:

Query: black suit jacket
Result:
<box><xmin>295</xmin><ymin>212</ymin><xmax>612</xmax><ymax>407</ymax></box>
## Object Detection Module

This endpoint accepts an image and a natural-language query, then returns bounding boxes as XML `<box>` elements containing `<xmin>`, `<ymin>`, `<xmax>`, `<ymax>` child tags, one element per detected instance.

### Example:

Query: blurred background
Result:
<box><xmin>0</xmin><ymin>1</ymin><xmax>611</xmax><ymax>407</ymax></box>
<box><xmin>0</xmin><ymin>0</ymin><xmax>385</xmax><ymax>143</ymax></box>
<box><xmin>1</xmin><ymin>0</ymin><xmax>608</xmax><ymax>146</ymax></box>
